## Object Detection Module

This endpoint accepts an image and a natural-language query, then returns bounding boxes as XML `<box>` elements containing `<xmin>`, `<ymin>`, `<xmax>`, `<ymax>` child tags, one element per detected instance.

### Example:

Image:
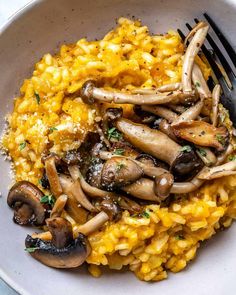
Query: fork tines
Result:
<box><xmin>178</xmin><ymin>13</ymin><xmax>236</xmax><ymax>125</ymax></box>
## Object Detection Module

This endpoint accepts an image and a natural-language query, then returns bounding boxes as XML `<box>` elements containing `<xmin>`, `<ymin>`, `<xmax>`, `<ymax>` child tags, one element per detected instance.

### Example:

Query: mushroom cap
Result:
<box><xmin>80</xmin><ymin>80</ymin><xmax>96</xmax><ymax>104</ymax></box>
<box><xmin>154</xmin><ymin>173</ymin><xmax>174</xmax><ymax>201</ymax></box>
<box><xmin>96</xmin><ymin>198</ymin><xmax>122</xmax><ymax>221</ymax></box>
<box><xmin>25</xmin><ymin>233</ymin><xmax>90</xmax><ymax>269</ymax></box>
<box><xmin>7</xmin><ymin>181</ymin><xmax>45</xmax><ymax>226</ymax></box>
<box><xmin>101</xmin><ymin>156</ymin><xmax>143</xmax><ymax>190</ymax></box>
<box><xmin>171</xmin><ymin>149</ymin><xmax>204</xmax><ymax>181</ymax></box>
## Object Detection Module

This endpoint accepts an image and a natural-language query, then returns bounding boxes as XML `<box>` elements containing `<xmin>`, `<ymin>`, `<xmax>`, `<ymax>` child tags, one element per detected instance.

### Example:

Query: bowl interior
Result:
<box><xmin>0</xmin><ymin>0</ymin><xmax>236</xmax><ymax>294</ymax></box>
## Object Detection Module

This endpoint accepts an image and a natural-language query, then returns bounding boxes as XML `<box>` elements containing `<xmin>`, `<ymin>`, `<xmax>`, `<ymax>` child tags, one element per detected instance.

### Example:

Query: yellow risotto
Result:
<box><xmin>2</xmin><ymin>17</ymin><xmax>236</xmax><ymax>282</ymax></box>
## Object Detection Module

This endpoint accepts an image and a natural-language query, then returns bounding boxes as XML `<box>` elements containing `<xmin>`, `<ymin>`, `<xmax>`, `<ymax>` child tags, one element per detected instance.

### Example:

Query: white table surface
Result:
<box><xmin>0</xmin><ymin>2</ymin><xmax>31</xmax><ymax>293</ymax></box>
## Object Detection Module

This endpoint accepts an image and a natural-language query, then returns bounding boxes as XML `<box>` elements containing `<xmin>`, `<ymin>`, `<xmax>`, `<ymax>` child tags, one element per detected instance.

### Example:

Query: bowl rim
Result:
<box><xmin>0</xmin><ymin>2</ymin><xmax>43</xmax><ymax>293</ymax></box>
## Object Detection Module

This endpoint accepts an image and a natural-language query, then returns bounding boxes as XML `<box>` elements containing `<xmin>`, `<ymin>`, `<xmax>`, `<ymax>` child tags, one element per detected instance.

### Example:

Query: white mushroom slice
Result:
<box><xmin>81</xmin><ymin>80</ymin><xmax>196</xmax><ymax>105</ymax></box>
<box><xmin>192</xmin><ymin>63</ymin><xmax>211</xmax><ymax>98</ymax></box>
<box><xmin>141</xmin><ymin>105</ymin><xmax>178</xmax><ymax>123</ymax></box>
<box><xmin>197</xmin><ymin>160</ymin><xmax>236</xmax><ymax>180</ymax></box>
<box><xmin>212</xmin><ymin>84</ymin><xmax>221</xmax><ymax>126</ymax></box>
<box><xmin>74</xmin><ymin>211</ymin><xmax>109</xmax><ymax>236</ymax></box>
<box><xmin>182</xmin><ymin>22</ymin><xmax>209</xmax><ymax>93</ymax></box>
<box><xmin>171</xmin><ymin>100</ymin><xmax>204</xmax><ymax>126</ymax></box>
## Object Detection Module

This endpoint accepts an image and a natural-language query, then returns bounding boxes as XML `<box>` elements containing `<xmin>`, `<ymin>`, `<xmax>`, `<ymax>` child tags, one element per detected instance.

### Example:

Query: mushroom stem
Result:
<box><xmin>192</xmin><ymin>63</ymin><xmax>211</xmax><ymax>98</ymax></box>
<box><xmin>197</xmin><ymin>160</ymin><xmax>236</xmax><ymax>180</ymax></box>
<box><xmin>184</xmin><ymin>21</ymin><xmax>208</xmax><ymax>45</ymax></box>
<box><xmin>196</xmin><ymin>147</ymin><xmax>216</xmax><ymax>166</ymax></box>
<box><xmin>158</xmin><ymin>119</ymin><xmax>179</xmax><ymax>142</ymax></box>
<box><xmin>141</xmin><ymin>105</ymin><xmax>178</xmax><ymax>123</ymax></box>
<box><xmin>81</xmin><ymin>80</ymin><xmax>196</xmax><ymax>105</ymax></box>
<box><xmin>50</xmin><ymin>194</ymin><xmax>68</xmax><ymax>218</ymax></box>
<box><xmin>212</xmin><ymin>84</ymin><xmax>221</xmax><ymax>127</ymax></box>
<box><xmin>59</xmin><ymin>175</ymin><xmax>96</xmax><ymax>212</ymax></box>
<box><xmin>44</xmin><ymin>155</ymin><xmax>63</xmax><ymax>198</ymax></box>
<box><xmin>182</xmin><ymin>22</ymin><xmax>209</xmax><ymax>93</ymax></box>
<box><xmin>168</xmin><ymin>104</ymin><xmax>186</xmax><ymax>113</ymax></box>
<box><xmin>171</xmin><ymin>99</ymin><xmax>204</xmax><ymax>126</ymax></box>
<box><xmin>74</xmin><ymin>211</ymin><xmax>109</xmax><ymax>236</ymax></box>
<box><xmin>132</xmin><ymin>82</ymin><xmax>182</xmax><ymax>94</ymax></box>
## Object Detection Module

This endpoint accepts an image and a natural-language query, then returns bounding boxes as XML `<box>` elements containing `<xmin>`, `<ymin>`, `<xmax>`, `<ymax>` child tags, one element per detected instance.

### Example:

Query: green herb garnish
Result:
<box><xmin>114</xmin><ymin>148</ymin><xmax>125</xmax><ymax>155</ymax></box>
<box><xmin>181</xmin><ymin>145</ymin><xmax>192</xmax><ymax>153</ymax></box>
<box><xmin>228</xmin><ymin>155</ymin><xmax>236</xmax><ymax>161</ymax></box>
<box><xmin>25</xmin><ymin>247</ymin><xmax>39</xmax><ymax>253</ymax></box>
<box><xmin>198</xmin><ymin>148</ymin><xmax>207</xmax><ymax>157</ymax></box>
<box><xmin>19</xmin><ymin>142</ymin><xmax>27</xmax><ymax>151</ymax></box>
<box><xmin>175</xmin><ymin>235</ymin><xmax>184</xmax><ymax>240</ymax></box>
<box><xmin>116</xmin><ymin>162</ymin><xmax>125</xmax><ymax>172</ymax></box>
<box><xmin>107</xmin><ymin>127</ymin><xmax>122</xmax><ymax>141</ymax></box>
<box><xmin>195</xmin><ymin>81</ymin><xmax>201</xmax><ymax>88</ymax></box>
<box><xmin>49</xmin><ymin>126</ymin><xmax>58</xmax><ymax>133</ymax></box>
<box><xmin>35</xmin><ymin>92</ymin><xmax>40</xmax><ymax>105</ymax></box>
<box><xmin>40</xmin><ymin>194</ymin><xmax>55</xmax><ymax>206</ymax></box>
<box><xmin>142</xmin><ymin>211</ymin><xmax>150</xmax><ymax>218</ymax></box>
<box><xmin>216</xmin><ymin>134</ymin><xmax>225</xmax><ymax>145</ymax></box>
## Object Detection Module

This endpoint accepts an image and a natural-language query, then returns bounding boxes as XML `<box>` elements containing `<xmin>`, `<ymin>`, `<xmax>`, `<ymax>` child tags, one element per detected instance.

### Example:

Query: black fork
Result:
<box><xmin>178</xmin><ymin>13</ymin><xmax>236</xmax><ymax>126</ymax></box>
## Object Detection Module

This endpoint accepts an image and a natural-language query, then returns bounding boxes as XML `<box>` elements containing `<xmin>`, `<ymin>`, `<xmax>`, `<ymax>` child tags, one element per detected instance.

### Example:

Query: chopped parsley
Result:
<box><xmin>25</xmin><ymin>247</ymin><xmax>39</xmax><ymax>253</ymax></box>
<box><xmin>107</xmin><ymin>127</ymin><xmax>122</xmax><ymax>141</ymax></box>
<box><xmin>195</xmin><ymin>81</ymin><xmax>201</xmax><ymax>88</ymax></box>
<box><xmin>34</xmin><ymin>92</ymin><xmax>40</xmax><ymax>105</ymax></box>
<box><xmin>198</xmin><ymin>148</ymin><xmax>207</xmax><ymax>157</ymax></box>
<box><xmin>181</xmin><ymin>145</ymin><xmax>192</xmax><ymax>153</ymax></box>
<box><xmin>49</xmin><ymin>126</ymin><xmax>58</xmax><ymax>133</ymax></box>
<box><xmin>116</xmin><ymin>162</ymin><xmax>125</xmax><ymax>172</ymax></box>
<box><xmin>114</xmin><ymin>148</ymin><xmax>125</xmax><ymax>155</ymax></box>
<box><xmin>228</xmin><ymin>155</ymin><xmax>236</xmax><ymax>161</ymax></box>
<box><xmin>40</xmin><ymin>194</ymin><xmax>55</xmax><ymax>206</ymax></box>
<box><xmin>19</xmin><ymin>142</ymin><xmax>27</xmax><ymax>151</ymax></box>
<box><xmin>142</xmin><ymin>211</ymin><xmax>150</xmax><ymax>218</ymax></box>
<box><xmin>175</xmin><ymin>235</ymin><xmax>184</xmax><ymax>240</ymax></box>
<box><xmin>216</xmin><ymin>134</ymin><xmax>225</xmax><ymax>145</ymax></box>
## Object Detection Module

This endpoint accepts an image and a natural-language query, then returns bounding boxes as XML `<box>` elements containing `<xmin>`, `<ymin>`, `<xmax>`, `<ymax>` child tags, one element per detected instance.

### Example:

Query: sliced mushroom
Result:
<box><xmin>116</xmin><ymin>118</ymin><xmax>203</xmax><ymax>180</ymax></box>
<box><xmin>212</xmin><ymin>84</ymin><xmax>221</xmax><ymax>127</ymax></box>
<box><xmin>141</xmin><ymin>105</ymin><xmax>178</xmax><ymax>123</ymax></box>
<box><xmin>171</xmin><ymin>100</ymin><xmax>204</xmax><ymax>126</ymax></box>
<box><xmin>50</xmin><ymin>194</ymin><xmax>68</xmax><ymax>218</ymax></box>
<box><xmin>101</xmin><ymin>156</ymin><xmax>143</xmax><ymax>189</ymax></box>
<box><xmin>80</xmin><ymin>80</ymin><xmax>196</xmax><ymax>105</ymax></box>
<box><xmin>74</xmin><ymin>211</ymin><xmax>109</xmax><ymax>236</ymax></box>
<box><xmin>154</xmin><ymin>173</ymin><xmax>174</xmax><ymax>201</ymax></box>
<box><xmin>44</xmin><ymin>154</ymin><xmax>63</xmax><ymax>197</ymax></box>
<box><xmin>59</xmin><ymin>174</ymin><xmax>96</xmax><ymax>212</ymax></box>
<box><xmin>172</xmin><ymin>120</ymin><xmax>229</xmax><ymax>151</ymax></box>
<box><xmin>25</xmin><ymin>218</ymin><xmax>90</xmax><ymax>268</ymax></box>
<box><xmin>182</xmin><ymin>22</ymin><xmax>209</xmax><ymax>93</ymax></box>
<box><xmin>7</xmin><ymin>181</ymin><xmax>45</xmax><ymax>225</ymax></box>
<box><xmin>192</xmin><ymin>63</ymin><xmax>211</xmax><ymax>98</ymax></box>
<box><xmin>197</xmin><ymin>160</ymin><xmax>236</xmax><ymax>180</ymax></box>
<box><xmin>155</xmin><ymin>119</ymin><xmax>179</xmax><ymax>142</ymax></box>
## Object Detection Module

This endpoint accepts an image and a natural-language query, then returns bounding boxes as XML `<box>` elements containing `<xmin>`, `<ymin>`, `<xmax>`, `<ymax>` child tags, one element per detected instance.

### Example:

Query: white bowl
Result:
<box><xmin>1</xmin><ymin>0</ymin><xmax>236</xmax><ymax>294</ymax></box>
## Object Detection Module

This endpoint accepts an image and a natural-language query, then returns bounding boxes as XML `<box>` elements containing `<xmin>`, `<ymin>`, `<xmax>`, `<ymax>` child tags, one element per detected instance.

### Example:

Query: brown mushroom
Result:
<box><xmin>182</xmin><ymin>22</ymin><xmax>209</xmax><ymax>93</ymax></box>
<box><xmin>80</xmin><ymin>80</ymin><xmax>196</xmax><ymax>105</ymax></box>
<box><xmin>7</xmin><ymin>181</ymin><xmax>45</xmax><ymax>226</ymax></box>
<box><xmin>101</xmin><ymin>156</ymin><xmax>143</xmax><ymax>189</ymax></box>
<box><xmin>212</xmin><ymin>84</ymin><xmax>221</xmax><ymax>127</ymax></box>
<box><xmin>154</xmin><ymin>173</ymin><xmax>174</xmax><ymax>201</ymax></box>
<box><xmin>116</xmin><ymin>118</ymin><xmax>203</xmax><ymax>180</ymax></box>
<box><xmin>44</xmin><ymin>154</ymin><xmax>63</xmax><ymax>197</ymax></box>
<box><xmin>141</xmin><ymin>105</ymin><xmax>178</xmax><ymax>123</ymax></box>
<box><xmin>59</xmin><ymin>174</ymin><xmax>96</xmax><ymax>212</ymax></box>
<box><xmin>50</xmin><ymin>194</ymin><xmax>68</xmax><ymax>218</ymax></box>
<box><xmin>172</xmin><ymin>120</ymin><xmax>229</xmax><ymax>151</ymax></box>
<box><xmin>95</xmin><ymin>198</ymin><xmax>122</xmax><ymax>221</ymax></box>
<box><xmin>25</xmin><ymin>217</ymin><xmax>90</xmax><ymax>269</ymax></box>
<box><xmin>192</xmin><ymin>63</ymin><xmax>211</xmax><ymax>98</ymax></box>
<box><xmin>197</xmin><ymin>160</ymin><xmax>236</xmax><ymax>180</ymax></box>
<box><xmin>132</xmin><ymin>82</ymin><xmax>182</xmax><ymax>94</ymax></box>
